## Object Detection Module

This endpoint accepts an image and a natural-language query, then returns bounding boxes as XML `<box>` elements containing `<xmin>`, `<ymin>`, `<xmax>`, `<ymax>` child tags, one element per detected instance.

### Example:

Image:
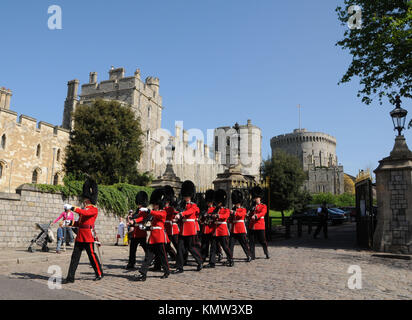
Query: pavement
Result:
<box><xmin>0</xmin><ymin>222</ymin><xmax>410</xmax><ymax>300</ymax></box>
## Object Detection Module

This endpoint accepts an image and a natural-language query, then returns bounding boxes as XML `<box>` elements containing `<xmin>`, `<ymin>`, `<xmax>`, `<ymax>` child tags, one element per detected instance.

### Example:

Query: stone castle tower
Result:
<box><xmin>271</xmin><ymin>129</ymin><xmax>344</xmax><ymax>194</ymax></box>
<box><xmin>62</xmin><ymin>67</ymin><xmax>164</xmax><ymax>177</ymax></box>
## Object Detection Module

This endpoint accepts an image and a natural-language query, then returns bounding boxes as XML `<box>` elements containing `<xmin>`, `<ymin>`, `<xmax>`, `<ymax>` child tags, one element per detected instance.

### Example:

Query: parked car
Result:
<box><xmin>328</xmin><ymin>208</ymin><xmax>347</xmax><ymax>225</ymax></box>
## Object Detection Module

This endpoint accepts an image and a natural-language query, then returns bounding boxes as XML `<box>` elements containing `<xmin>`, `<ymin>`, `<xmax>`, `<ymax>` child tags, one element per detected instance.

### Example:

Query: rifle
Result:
<box><xmin>204</xmin><ymin>205</ymin><xmax>221</xmax><ymax>226</ymax></box>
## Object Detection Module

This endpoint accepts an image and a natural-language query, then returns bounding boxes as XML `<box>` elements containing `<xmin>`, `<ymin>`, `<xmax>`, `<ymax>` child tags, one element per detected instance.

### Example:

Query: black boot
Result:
<box><xmin>173</xmin><ymin>268</ymin><xmax>184</xmax><ymax>274</ymax></box>
<box><xmin>134</xmin><ymin>273</ymin><xmax>146</xmax><ymax>282</ymax></box>
<box><xmin>63</xmin><ymin>278</ymin><xmax>75</xmax><ymax>284</ymax></box>
<box><xmin>161</xmin><ymin>272</ymin><xmax>170</xmax><ymax>279</ymax></box>
<box><xmin>246</xmin><ymin>256</ymin><xmax>252</xmax><ymax>262</ymax></box>
<box><xmin>197</xmin><ymin>264</ymin><xmax>203</xmax><ymax>271</ymax></box>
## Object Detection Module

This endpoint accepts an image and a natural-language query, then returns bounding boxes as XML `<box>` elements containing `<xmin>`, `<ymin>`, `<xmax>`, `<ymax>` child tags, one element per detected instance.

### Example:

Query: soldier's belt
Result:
<box><xmin>182</xmin><ymin>219</ymin><xmax>196</xmax><ymax>222</ymax></box>
<box><xmin>151</xmin><ymin>227</ymin><xmax>162</xmax><ymax>230</ymax></box>
<box><xmin>216</xmin><ymin>222</ymin><xmax>227</xmax><ymax>225</ymax></box>
<box><xmin>233</xmin><ymin>220</ymin><xmax>245</xmax><ymax>223</ymax></box>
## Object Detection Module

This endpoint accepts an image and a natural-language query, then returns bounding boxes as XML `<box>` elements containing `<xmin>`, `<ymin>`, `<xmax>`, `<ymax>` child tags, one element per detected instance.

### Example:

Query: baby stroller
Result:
<box><xmin>28</xmin><ymin>221</ymin><xmax>55</xmax><ymax>253</ymax></box>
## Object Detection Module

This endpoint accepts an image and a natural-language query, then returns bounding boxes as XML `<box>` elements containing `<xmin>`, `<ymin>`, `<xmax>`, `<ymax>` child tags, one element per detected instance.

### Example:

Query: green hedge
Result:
<box><xmin>310</xmin><ymin>193</ymin><xmax>356</xmax><ymax>207</ymax></box>
<box><xmin>33</xmin><ymin>181</ymin><xmax>153</xmax><ymax>217</ymax></box>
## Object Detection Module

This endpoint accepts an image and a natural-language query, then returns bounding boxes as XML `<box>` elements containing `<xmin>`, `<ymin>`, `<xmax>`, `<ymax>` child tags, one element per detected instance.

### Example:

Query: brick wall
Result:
<box><xmin>0</xmin><ymin>184</ymin><xmax>120</xmax><ymax>249</ymax></box>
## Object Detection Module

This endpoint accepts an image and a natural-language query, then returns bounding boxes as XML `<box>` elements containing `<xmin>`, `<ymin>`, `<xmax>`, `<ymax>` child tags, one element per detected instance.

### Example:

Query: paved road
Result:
<box><xmin>0</xmin><ymin>275</ymin><xmax>93</xmax><ymax>300</ymax></box>
<box><xmin>0</xmin><ymin>223</ymin><xmax>410</xmax><ymax>300</ymax></box>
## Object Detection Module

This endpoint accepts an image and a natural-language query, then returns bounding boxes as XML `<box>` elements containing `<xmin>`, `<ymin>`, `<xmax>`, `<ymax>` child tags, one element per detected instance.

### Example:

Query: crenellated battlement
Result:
<box><xmin>0</xmin><ymin>87</ymin><xmax>13</xmax><ymax>110</ymax></box>
<box><xmin>0</xmin><ymin>108</ymin><xmax>69</xmax><ymax>137</ymax></box>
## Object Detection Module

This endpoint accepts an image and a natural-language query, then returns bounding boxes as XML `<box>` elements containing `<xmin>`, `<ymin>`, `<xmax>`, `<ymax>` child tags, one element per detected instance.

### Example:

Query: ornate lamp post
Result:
<box><xmin>233</xmin><ymin>122</ymin><xmax>241</xmax><ymax>165</ymax></box>
<box><xmin>390</xmin><ymin>96</ymin><xmax>408</xmax><ymax>137</ymax></box>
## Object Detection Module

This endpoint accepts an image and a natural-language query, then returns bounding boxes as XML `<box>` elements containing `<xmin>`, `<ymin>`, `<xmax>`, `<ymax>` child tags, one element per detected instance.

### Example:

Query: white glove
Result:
<box><xmin>64</xmin><ymin>204</ymin><xmax>73</xmax><ymax>210</ymax></box>
<box><xmin>140</xmin><ymin>208</ymin><xmax>148</xmax><ymax>212</ymax></box>
<box><xmin>138</xmin><ymin>224</ymin><xmax>144</xmax><ymax>230</ymax></box>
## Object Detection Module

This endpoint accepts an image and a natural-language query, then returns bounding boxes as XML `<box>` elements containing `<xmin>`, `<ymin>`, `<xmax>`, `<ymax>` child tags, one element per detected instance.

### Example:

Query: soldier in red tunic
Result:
<box><xmin>134</xmin><ymin>188</ymin><xmax>170</xmax><ymax>281</ymax></box>
<box><xmin>173</xmin><ymin>181</ymin><xmax>203</xmax><ymax>274</ymax></box>
<box><xmin>200</xmin><ymin>189</ymin><xmax>215</xmax><ymax>261</ymax></box>
<box><xmin>248</xmin><ymin>186</ymin><xmax>270</xmax><ymax>260</ymax></box>
<box><xmin>163</xmin><ymin>186</ymin><xmax>178</xmax><ymax>261</ymax></box>
<box><xmin>206</xmin><ymin>189</ymin><xmax>234</xmax><ymax>268</ymax></box>
<box><xmin>64</xmin><ymin>178</ymin><xmax>103</xmax><ymax>283</ymax></box>
<box><xmin>229</xmin><ymin>190</ymin><xmax>252</xmax><ymax>262</ymax></box>
<box><xmin>126</xmin><ymin>191</ymin><xmax>149</xmax><ymax>270</ymax></box>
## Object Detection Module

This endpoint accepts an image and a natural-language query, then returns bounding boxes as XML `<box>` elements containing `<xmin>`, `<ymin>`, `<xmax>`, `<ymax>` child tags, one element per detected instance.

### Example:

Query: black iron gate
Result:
<box><xmin>355</xmin><ymin>177</ymin><xmax>375</xmax><ymax>248</ymax></box>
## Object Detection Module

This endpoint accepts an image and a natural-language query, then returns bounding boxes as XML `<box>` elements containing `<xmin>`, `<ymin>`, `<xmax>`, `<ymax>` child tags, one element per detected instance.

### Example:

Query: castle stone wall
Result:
<box><xmin>0</xmin><ymin>108</ymin><xmax>69</xmax><ymax>193</ymax></box>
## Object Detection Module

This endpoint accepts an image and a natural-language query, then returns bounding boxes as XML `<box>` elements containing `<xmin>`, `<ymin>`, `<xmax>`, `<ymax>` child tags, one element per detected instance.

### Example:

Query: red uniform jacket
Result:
<box><xmin>148</xmin><ymin>210</ymin><xmax>168</xmax><ymax>245</ymax></box>
<box><xmin>202</xmin><ymin>206</ymin><xmax>215</xmax><ymax>235</ymax></box>
<box><xmin>132</xmin><ymin>209</ymin><xmax>149</xmax><ymax>239</ymax></box>
<box><xmin>248</xmin><ymin>203</ymin><xmax>267</xmax><ymax>231</ymax></box>
<box><xmin>213</xmin><ymin>207</ymin><xmax>231</xmax><ymax>237</ymax></box>
<box><xmin>230</xmin><ymin>207</ymin><xmax>247</xmax><ymax>234</ymax></box>
<box><xmin>165</xmin><ymin>206</ymin><xmax>180</xmax><ymax>236</ymax></box>
<box><xmin>180</xmin><ymin>202</ymin><xmax>200</xmax><ymax>236</ymax></box>
<box><xmin>73</xmin><ymin>205</ymin><xmax>98</xmax><ymax>243</ymax></box>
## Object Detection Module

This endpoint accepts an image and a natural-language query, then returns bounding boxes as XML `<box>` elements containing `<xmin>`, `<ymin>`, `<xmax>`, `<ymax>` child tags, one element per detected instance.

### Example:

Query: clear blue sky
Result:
<box><xmin>1</xmin><ymin>0</ymin><xmax>410</xmax><ymax>176</ymax></box>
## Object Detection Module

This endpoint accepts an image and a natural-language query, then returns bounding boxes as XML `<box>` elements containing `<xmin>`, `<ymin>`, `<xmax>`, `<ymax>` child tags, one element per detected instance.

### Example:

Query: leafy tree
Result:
<box><xmin>336</xmin><ymin>0</ymin><xmax>412</xmax><ymax>105</ymax></box>
<box><xmin>64</xmin><ymin>100</ymin><xmax>147</xmax><ymax>185</ymax></box>
<box><xmin>262</xmin><ymin>150</ymin><xmax>308</xmax><ymax>223</ymax></box>
<box><xmin>344</xmin><ymin>174</ymin><xmax>356</xmax><ymax>194</ymax></box>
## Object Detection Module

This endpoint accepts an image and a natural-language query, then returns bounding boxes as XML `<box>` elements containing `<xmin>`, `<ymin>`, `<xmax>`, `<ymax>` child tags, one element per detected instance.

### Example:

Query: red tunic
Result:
<box><xmin>148</xmin><ymin>210</ymin><xmax>168</xmax><ymax>245</ymax></box>
<box><xmin>73</xmin><ymin>205</ymin><xmax>98</xmax><ymax>243</ymax></box>
<box><xmin>164</xmin><ymin>206</ymin><xmax>180</xmax><ymax>236</ymax></box>
<box><xmin>132</xmin><ymin>209</ymin><xmax>149</xmax><ymax>239</ymax></box>
<box><xmin>213</xmin><ymin>207</ymin><xmax>230</xmax><ymax>237</ymax></box>
<box><xmin>180</xmin><ymin>202</ymin><xmax>200</xmax><ymax>236</ymax></box>
<box><xmin>248</xmin><ymin>203</ymin><xmax>267</xmax><ymax>231</ymax></box>
<box><xmin>230</xmin><ymin>207</ymin><xmax>247</xmax><ymax>234</ymax></box>
<box><xmin>202</xmin><ymin>206</ymin><xmax>215</xmax><ymax>235</ymax></box>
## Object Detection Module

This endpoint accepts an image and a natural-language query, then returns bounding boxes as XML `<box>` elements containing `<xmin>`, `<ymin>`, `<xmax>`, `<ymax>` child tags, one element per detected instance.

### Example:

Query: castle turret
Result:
<box><xmin>109</xmin><ymin>67</ymin><xmax>125</xmax><ymax>81</ymax></box>
<box><xmin>0</xmin><ymin>87</ymin><xmax>12</xmax><ymax>110</ymax></box>
<box><xmin>62</xmin><ymin>79</ymin><xmax>79</xmax><ymax>130</ymax></box>
<box><xmin>89</xmin><ymin>72</ymin><xmax>97</xmax><ymax>84</ymax></box>
<box><xmin>145</xmin><ymin>77</ymin><xmax>160</xmax><ymax>96</ymax></box>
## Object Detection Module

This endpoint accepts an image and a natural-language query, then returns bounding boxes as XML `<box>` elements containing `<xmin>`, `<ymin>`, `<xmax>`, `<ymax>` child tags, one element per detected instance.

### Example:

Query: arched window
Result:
<box><xmin>148</xmin><ymin>105</ymin><xmax>152</xmax><ymax>120</ymax></box>
<box><xmin>1</xmin><ymin>134</ymin><xmax>6</xmax><ymax>149</ymax></box>
<box><xmin>56</xmin><ymin>149</ymin><xmax>61</xmax><ymax>162</ymax></box>
<box><xmin>53</xmin><ymin>173</ymin><xmax>59</xmax><ymax>186</ymax></box>
<box><xmin>0</xmin><ymin>163</ymin><xmax>3</xmax><ymax>179</ymax></box>
<box><xmin>36</xmin><ymin>144</ymin><xmax>41</xmax><ymax>158</ymax></box>
<box><xmin>32</xmin><ymin>170</ymin><xmax>38</xmax><ymax>184</ymax></box>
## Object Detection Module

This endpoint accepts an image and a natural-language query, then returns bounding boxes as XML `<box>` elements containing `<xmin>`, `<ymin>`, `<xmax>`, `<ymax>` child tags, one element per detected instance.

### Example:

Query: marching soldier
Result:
<box><xmin>126</xmin><ymin>191</ymin><xmax>149</xmax><ymax>270</ymax></box>
<box><xmin>200</xmin><ymin>189</ymin><xmax>215</xmax><ymax>261</ymax></box>
<box><xmin>63</xmin><ymin>178</ymin><xmax>103</xmax><ymax>283</ymax></box>
<box><xmin>134</xmin><ymin>188</ymin><xmax>170</xmax><ymax>281</ymax></box>
<box><xmin>163</xmin><ymin>186</ymin><xmax>178</xmax><ymax>261</ymax></box>
<box><xmin>248</xmin><ymin>186</ymin><xmax>270</xmax><ymax>260</ymax></box>
<box><xmin>206</xmin><ymin>189</ymin><xmax>234</xmax><ymax>268</ymax></box>
<box><xmin>229</xmin><ymin>190</ymin><xmax>252</xmax><ymax>262</ymax></box>
<box><xmin>173</xmin><ymin>181</ymin><xmax>203</xmax><ymax>274</ymax></box>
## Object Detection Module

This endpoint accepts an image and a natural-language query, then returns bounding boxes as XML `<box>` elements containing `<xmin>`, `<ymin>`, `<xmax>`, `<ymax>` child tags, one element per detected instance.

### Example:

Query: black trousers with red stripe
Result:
<box><xmin>209</xmin><ymin>236</ymin><xmax>232</xmax><ymax>265</ymax></box>
<box><xmin>248</xmin><ymin>229</ymin><xmax>269</xmax><ymax>259</ymax></box>
<box><xmin>176</xmin><ymin>235</ymin><xmax>203</xmax><ymax>269</ymax></box>
<box><xmin>229</xmin><ymin>233</ymin><xmax>251</xmax><ymax>259</ymax></box>
<box><xmin>128</xmin><ymin>237</ymin><xmax>148</xmax><ymax>268</ymax></box>
<box><xmin>140</xmin><ymin>243</ymin><xmax>170</xmax><ymax>276</ymax></box>
<box><xmin>67</xmin><ymin>242</ymin><xmax>103</xmax><ymax>280</ymax></box>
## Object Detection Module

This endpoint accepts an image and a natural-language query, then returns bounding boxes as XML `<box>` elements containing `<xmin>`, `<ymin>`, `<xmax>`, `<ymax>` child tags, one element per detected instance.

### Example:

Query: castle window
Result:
<box><xmin>0</xmin><ymin>163</ymin><xmax>3</xmax><ymax>179</ymax></box>
<box><xmin>148</xmin><ymin>105</ymin><xmax>151</xmax><ymax>119</ymax></box>
<box><xmin>56</xmin><ymin>149</ymin><xmax>61</xmax><ymax>162</ymax></box>
<box><xmin>32</xmin><ymin>170</ymin><xmax>38</xmax><ymax>184</ymax></box>
<box><xmin>1</xmin><ymin>134</ymin><xmax>6</xmax><ymax>149</ymax></box>
<box><xmin>36</xmin><ymin>144</ymin><xmax>41</xmax><ymax>158</ymax></box>
<box><xmin>215</xmin><ymin>136</ymin><xmax>219</xmax><ymax>152</ymax></box>
<box><xmin>53</xmin><ymin>173</ymin><xmax>59</xmax><ymax>186</ymax></box>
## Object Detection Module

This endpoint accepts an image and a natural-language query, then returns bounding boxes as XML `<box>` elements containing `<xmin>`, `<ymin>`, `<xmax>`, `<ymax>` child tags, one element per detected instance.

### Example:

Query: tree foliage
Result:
<box><xmin>262</xmin><ymin>150</ymin><xmax>310</xmax><ymax>216</ymax></box>
<box><xmin>336</xmin><ymin>0</ymin><xmax>412</xmax><ymax>105</ymax></box>
<box><xmin>344</xmin><ymin>174</ymin><xmax>356</xmax><ymax>194</ymax></box>
<box><xmin>64</xmin><ymin>100</ymin><xmax>148</xmax><ymax>185</ymax></box>
<box><xmin>311</xmin><ymin>192</ymin><xmax>356</xmax><ymax>207</ymax></box>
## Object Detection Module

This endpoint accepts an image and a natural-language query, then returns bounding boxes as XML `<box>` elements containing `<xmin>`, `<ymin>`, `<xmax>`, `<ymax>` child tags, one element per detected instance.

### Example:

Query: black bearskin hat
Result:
<box><xmin>205</xmin><ymin>189</ymin><xmax>215</xmax><ymax>203</ymax></box>
<box><xmin>163</xmin><ymin>185</ymin><xmax>175</xmax><ymax>203</ymax></box>
<box><xmin>135</xmin><ymin>191</ymin><xmax>149</xmax><ymax>207</ymax></box>
<box><xmin>251</xmin><ymin>186</ymin><xmax>264</xmax><ymax>199</ymax></box>
<box><xmin>231</xmin><ymin>190</ymin><xmax>243</xmax><ymax>205</ymax></box>
<box><xmin>82</xmin><ymin>178</ymin><xmax>98</xmax><ymax>205</ymax></box>
<box><xmin>150</xmin><ymin>188</ymin><xmax>165</xmax><ymax>209</ymax></box>
<box><xmin>181</xmin><ymin>180</ymin><xmax>196</xmax><ymax>198</ymax></box>
<box><xmin>214</xmin><ymin>189</ymin><xmax>227</xmax><ymax>206</ymax></box>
